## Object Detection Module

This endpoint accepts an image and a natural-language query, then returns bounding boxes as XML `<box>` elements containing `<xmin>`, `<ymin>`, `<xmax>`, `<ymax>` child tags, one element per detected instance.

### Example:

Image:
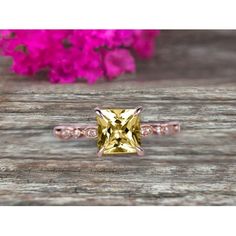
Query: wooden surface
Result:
<box><xmin>0</xmin><ymin>30</ymin><xmax>236</xmax><ymax>205</ymax></box>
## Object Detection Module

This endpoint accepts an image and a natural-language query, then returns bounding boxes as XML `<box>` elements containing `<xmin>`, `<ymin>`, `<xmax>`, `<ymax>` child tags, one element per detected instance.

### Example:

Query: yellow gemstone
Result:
<box><xmin>97</xmin><ymin>109</ymin><xmax>141</xmax><ymax>155</ymax></box>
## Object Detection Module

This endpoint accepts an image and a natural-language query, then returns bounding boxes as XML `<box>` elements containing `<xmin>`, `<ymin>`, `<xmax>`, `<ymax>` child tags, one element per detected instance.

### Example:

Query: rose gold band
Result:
<box><xmin>53</xmin><ymin>122</ymin><xmax>180</xmax><ymax>140</ymax></box>
<box><xmin>140</xmin><ymin>122</ymin><xmax>180</xmax><ymax>136</ymax></box>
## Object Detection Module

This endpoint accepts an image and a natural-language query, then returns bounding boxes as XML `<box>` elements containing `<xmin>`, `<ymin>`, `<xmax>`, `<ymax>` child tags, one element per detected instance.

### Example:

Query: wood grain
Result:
<box><xmin>0</xmin><ymin>30</ymin><xmax>236</xmax><ymax>205</ymax></box>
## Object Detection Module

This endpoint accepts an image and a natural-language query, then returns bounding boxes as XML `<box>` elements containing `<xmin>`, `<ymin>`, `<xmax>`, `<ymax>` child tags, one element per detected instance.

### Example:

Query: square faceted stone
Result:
<box><xmin>97</xmin><ymin>109</ymin><xmax>141</xmax><ymax>154</ymax></box>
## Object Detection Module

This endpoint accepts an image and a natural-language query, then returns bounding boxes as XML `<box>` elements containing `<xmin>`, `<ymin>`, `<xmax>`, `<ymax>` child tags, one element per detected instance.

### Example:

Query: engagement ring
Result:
<box><xmin>53</xmin><ymin>107</ymin><xmax>180</xmax><ymax>157</ymax></box>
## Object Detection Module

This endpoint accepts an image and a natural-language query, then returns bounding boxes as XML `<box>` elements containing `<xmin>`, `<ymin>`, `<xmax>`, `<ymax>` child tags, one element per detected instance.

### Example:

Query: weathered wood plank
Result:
<box><xmin>1</xmin><ymin>30</ymin><xmax>236</xmax><ymax>205</ymax></box>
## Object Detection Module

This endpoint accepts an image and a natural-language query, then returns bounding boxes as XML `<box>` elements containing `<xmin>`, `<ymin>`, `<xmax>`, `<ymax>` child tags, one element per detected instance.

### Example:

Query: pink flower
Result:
<box><xmin>105</xmin><ymin>49</ymin><xmax>135</xmax><ymax>79</ymax></box>
<box><xmin>133</xmin><ymin>30</ymin><xmax>160</xmax><ymax>59</ymax></box>
<box><xmin>0</xmin><ymin>30</ymin><xmax>159</xmax><ymax>84</ymax></box>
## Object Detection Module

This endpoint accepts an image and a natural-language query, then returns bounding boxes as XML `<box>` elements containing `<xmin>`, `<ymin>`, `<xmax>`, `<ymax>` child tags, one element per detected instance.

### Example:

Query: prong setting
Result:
<box><xmin>97</xmin><ymin>146</ymin><xmax>105</xmax><ymax>158</ymax></box>
<box><xmin>136</xmin><ymin>146</ymin><xmax>145</xmax><ymax>156</ymax></box>
<box><xmin>95</xmin><ymin>107</ymin><xmax>104</xmax><ymax>118</ymax></box>
<box><xmin>134</xmin><ymin>106</ymin><xmax>143</xmax><ymax>116</ymax></box>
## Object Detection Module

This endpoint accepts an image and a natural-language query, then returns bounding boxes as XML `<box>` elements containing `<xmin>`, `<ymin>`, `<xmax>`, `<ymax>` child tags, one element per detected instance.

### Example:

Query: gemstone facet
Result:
<box><xmin>96</xmin><ymin>109</ymin><xmax>141</xmax><ymax>155</ymax></box>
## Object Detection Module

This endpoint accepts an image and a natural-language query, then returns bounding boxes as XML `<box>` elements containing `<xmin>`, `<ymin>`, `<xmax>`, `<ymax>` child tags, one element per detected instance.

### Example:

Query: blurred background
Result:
<box><xmin>1</xmin><ymin>30</ymin><xmax>236</xmax><ymax>87</ymax></box>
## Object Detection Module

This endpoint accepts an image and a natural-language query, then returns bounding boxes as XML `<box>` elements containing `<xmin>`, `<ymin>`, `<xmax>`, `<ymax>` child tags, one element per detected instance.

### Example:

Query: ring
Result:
<box><xmin>53</xmin><ymin>107</ymin><xmax>180</xmax><ymax>157</ymax></box>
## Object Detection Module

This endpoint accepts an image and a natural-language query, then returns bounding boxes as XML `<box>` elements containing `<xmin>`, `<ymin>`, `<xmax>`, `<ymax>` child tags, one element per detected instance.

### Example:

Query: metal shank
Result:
<box><xmin>53</xmin><ymin>122</ymin><xmax>180</xmax><ymax>140</ymax></box>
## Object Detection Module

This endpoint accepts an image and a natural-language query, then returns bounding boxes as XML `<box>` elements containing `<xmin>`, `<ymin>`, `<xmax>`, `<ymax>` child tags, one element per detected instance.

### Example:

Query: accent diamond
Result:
<box><xmin>73</xmin><ymin>128</ymin><xmax>81</xmax><ymax>139</ymax></box>
<box><xmin>141</xmin><ymin>125</ymin><xmax>153</xmax><ymax>136</ymax></box>
<box><xmin>61</xmin><ymin>128</ymin><xmax>73</xmax><ymax>139</ymax></box>
<box><xmin>84</xmin><ymin>128</ymin><xmax>97</xmax><ymax>138</ymax></box>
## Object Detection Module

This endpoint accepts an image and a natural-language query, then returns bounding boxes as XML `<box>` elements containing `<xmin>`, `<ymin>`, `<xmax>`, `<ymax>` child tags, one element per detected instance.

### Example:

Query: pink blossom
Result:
<box><xmin>104</xmin><ymin>49</ymin><xmax>135</xmax><ymax>79</ymax></box>
<box><xmin>0</xmin><ymin>30</ymin><xmax>159</xmax><ymax>84</ymax></box>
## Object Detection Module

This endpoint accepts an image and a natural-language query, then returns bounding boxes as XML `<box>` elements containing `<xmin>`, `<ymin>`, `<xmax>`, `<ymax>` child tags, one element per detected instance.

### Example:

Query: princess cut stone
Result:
<box><xmin>96</xmin><ymin>109</ymin><xmax>141</xmax><ymax>154</ymax></box>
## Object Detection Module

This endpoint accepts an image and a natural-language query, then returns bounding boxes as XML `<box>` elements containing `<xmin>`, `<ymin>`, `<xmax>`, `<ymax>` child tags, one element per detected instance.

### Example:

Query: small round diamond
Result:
<box><xmin>84</xmin><ymin>128</ymin><xmax>97</xmax><ymax>138</ymax></box>
<box><xmin>141</xmin><ymin>125</ymin><xmax>153</xmax><ymax>136</ymax></box>
<box><xmin>164</xmin><ymin>126</ymin><xmax>169</xmax><ymax>133</ymax></box>
<box><xmin>61</xmin><ymin>128</ymin><xmax>72</xmax><ymax>139</ymax></box>
<box><xmin>155</xmin><ymin>126</ymin><xmax>161</xmax><ymax>134</ymax></box>
<box><xmin>73</xmin><ymin>128</ymin><xmax>81</xmax><ymax>139</ymax></box>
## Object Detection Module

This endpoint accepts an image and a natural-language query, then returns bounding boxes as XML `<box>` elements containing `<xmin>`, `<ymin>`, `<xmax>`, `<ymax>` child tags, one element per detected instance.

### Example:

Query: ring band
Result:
<box><xmin>53</xmin><ymin>122</ymin><xmax>180</xmax><ymax>140</ymax></box>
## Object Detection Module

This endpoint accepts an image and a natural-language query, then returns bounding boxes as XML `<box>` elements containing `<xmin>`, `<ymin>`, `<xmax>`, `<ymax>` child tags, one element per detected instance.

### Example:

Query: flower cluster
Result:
<box><xmin>0</xmin><ymin>30</ymin><xmax>159</xmax><ymax>84</ymax></box>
